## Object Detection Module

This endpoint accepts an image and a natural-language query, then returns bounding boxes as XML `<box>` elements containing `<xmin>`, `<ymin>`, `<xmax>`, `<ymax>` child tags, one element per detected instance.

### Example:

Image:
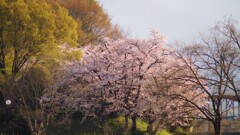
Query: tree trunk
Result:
<box><xmin>213</xmin><ymin>120</ymin><xmax>221</xmax><ymax>135</ymax></box>
<box><xmin>131</xmin><ymin>116</ymin><xmax>137</xmax><ymax>133</ymax></box>
<box><xmin>153</xmin><ymin>126</ymin><xmax>160</xmax><ymax>135</ymax></box>
<box><xmin>125</xmin><ymin>115</ymin><xmax>129</xmax><ymax>129</ymax></box>
<box><xmin>101</xmin><ymin>118</ymin><xmax>108</xmax><ymax>135</ymax></box>
<box><xmin>146</xmin><ymin>120</ymin><xmax>154</xmax><ymax>134</ymax></box>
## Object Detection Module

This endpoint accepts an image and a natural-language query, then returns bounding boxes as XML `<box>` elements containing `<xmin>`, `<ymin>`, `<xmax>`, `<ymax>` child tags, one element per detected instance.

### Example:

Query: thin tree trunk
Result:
<box><xmin>131</xmin><ymin>116</ymin><xmax>137</xmax><ymax>133</ymax></box>
<box><xmin>146</xmin><ymin>120</ymin><xmax>154</xmax><ymax>134</ymax></box>
<box><xmin>125</xmin><ymin>115</ymin><xmax>129</xmax><ymax>129</ymax></box>
<box><xmin>101</xmin><ymin>118</ymin><xmax>108</xmax><ymax>135</ymax></box>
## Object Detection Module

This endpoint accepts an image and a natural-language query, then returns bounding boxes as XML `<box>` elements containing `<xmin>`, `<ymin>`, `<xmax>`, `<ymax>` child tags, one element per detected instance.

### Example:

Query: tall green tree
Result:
<box><xmin>0</xmin><ymin>0</ymin><xmax>77</xmax><ymax>79</ymax></box>
<box><xmin>0</xmin><ymin>0</ymin><xmax>78</xmax><ymax>134</ymax></box>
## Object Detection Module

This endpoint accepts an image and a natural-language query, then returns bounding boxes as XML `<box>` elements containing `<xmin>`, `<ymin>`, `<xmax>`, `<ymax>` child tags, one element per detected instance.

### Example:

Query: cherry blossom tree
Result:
<box><xmin>43</xmin><ymin>30</ymin><xmax>208</xmax><ymax>135</ymax></box>
<box><xmin>137</xmin><ymin>49</ymin><xmax>207</xmax><ymax>135</ymax></box>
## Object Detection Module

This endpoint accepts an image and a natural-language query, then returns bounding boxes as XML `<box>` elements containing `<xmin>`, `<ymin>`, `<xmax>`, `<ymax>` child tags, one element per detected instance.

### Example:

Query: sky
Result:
<box><xmin>97</xmin><ymin>0</ymin><xmax>240</xmax><ymax>43</ymax></box>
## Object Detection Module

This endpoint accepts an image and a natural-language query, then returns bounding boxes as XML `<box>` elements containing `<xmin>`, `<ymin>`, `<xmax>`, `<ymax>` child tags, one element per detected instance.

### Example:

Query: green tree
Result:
<box><xmin>51</xmin><ymin>0</ymin><xmax>122</xmax><ymax>46</ymax></box>
<box><xmin>0</xmin><ymin>0</ymin><xmax>77</xmax><ymax>79</ymax></box>
<box><xmin>0</xmin><ymin>1</ymin><xmax>78</xmax><ymax>133</ymax></box>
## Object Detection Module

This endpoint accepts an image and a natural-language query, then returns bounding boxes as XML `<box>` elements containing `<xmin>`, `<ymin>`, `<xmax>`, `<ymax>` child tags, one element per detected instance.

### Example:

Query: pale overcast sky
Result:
<box><xmin>98</xmin><ymin>0</ymin><xmax>240</xmax><ymax>43</ymax></box>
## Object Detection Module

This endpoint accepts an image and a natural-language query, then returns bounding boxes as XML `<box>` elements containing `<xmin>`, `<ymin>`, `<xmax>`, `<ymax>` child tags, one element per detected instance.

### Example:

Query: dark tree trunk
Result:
<box><xmin>213</xmin><ymin>119</ymin><xmax>221</xmax><ymax>135</ymax></box>
<box><xmin>131</xmin><ymin>116</ymin><xmax>137</xmax><ymax>133</ymax></box>
<box><xmin>0</xmin><ymin>26</ymin><xmax>6</xmax><ymax>75</ymax></box>
<box><xmin>146</xmin><ymin>120</ymin><xmax>154</xmax><ymax>134</ymax></box>
<box><xmin>101</xmin><ymin>118</ymin><xmax>107</xmax><ymax>135</ymax></box>
<box><xmin>125</xmin><ymin>115</ymin><xmax>129</xmax><ymax>129</ymax></box>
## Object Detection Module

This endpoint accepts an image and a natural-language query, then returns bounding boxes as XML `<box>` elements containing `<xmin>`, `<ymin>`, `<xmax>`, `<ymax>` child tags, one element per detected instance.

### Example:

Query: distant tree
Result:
<box><xmin>176</xmin><ymin>19</ymin><xmax>240</xmax><ymax>135</ymax></box>
<box><xmin>50</xmin><ymin>0</ymin><xmax>123</xmax><ymax>46</ymax></box>
<box><xmin>210</xmin><ymin>18</ymin><xmax>240</xmax><ymax>102</ymax></box>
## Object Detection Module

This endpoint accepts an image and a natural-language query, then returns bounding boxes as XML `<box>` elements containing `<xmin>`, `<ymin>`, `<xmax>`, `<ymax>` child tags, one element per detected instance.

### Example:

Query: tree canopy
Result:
<box><xmin>44</xmin><ymin>30</ymin><xmax>207</xmax><ymax>135</ymax></box>
<box><xmin>48</xmin><ymin>0</ymin><xmax>122</xmax><ymax>46</ymax></box>
<box><xmin>0</xmin><ymin>0</ymin><xmax>77</xmax><ymax>78</ymax></box>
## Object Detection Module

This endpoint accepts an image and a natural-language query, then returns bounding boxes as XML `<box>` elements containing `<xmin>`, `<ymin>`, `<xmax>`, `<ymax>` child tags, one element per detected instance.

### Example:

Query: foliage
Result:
<box><xmin>0</xmin><ymin>0</ymin><xmax>77</xmax><ymax>79</ymax></box>
<box><xmin>44</xmin><ymin>30</ymin><xmax>207</xmax><ymax>135</ymax></box>
<box><xmin>158</xmin><ymin>130</ymin><xmax>172</xmax><ymax>135</ymax></box>
<box><xmin>174</xmin><ymin>127</ymin><xmax>189</xmax><ymax>135</ymax></box>
<box><xmin>51</xmin><ymin>0</ymin><xmax>122</xmax><ymax>45</ymax></box>
<box><xmin>0</xmin><ymin>1</ymin><xmax>78</xmax><ymax>134</ymax></box>
<box><xmin>1</xmin><ymin>1</ymin><xmax>239</xmax><ymax>135</ymax></box>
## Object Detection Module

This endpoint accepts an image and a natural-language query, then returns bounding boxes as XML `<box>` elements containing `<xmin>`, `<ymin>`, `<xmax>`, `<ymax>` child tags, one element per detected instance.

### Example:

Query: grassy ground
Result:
<box><xmin>47</xmin><ymin>116</ymin><xmax>172</xmax><ymax>135</ymax></box>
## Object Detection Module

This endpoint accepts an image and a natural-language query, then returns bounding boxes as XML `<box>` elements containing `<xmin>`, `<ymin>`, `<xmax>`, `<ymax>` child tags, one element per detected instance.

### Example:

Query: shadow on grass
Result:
<box><xmin>46</xmin><ymin>112</ymin><xmax>173</xmax><ymax>135</ymax></box>
<box><xmin>47</xmin><ymin>115</ymin><xmax>146</xmax><ymax>135</ymax></box>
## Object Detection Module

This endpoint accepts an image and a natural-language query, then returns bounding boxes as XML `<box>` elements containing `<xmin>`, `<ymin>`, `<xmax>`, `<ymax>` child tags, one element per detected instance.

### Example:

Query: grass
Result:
<box><xmin>47</xmin><ymin>116</ymin><xmax>172</xmax><ymax>135</ymax></box>
<box><xmin>158</xmin><ymin>130</ymin><xmax>172</xmax><ymax>135</ymax></box>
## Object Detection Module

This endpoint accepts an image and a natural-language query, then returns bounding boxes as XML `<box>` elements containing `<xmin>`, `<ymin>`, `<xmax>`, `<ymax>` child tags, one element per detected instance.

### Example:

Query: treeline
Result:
<box><xmin>42</xmin><ymin>19</ymin><xmax>240</xmax><ymax>135</ymax></box>
<box><xmin>44</xmin><ymin>31</ymin><xmax>207</xmax><ymax>135</ymax></box>
<box><xmin>1</xmin><ymin>0</ymin><xmax>240</xmax><ymax>135</ymax></box>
